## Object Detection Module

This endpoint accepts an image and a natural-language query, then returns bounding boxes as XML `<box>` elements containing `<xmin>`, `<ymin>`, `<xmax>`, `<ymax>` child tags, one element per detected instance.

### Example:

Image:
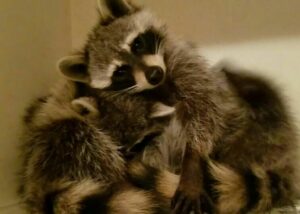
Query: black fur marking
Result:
<box><xmin>131</xmin><ymin>29</ymin><xmax>163</xmax><ymax>55</ymax></box>
<box><xmin>79</xmin><ymin>184</ymin><xmax>119</xmax><ymax>214</ymax></box>
<box><xmin>106</xmin><ymin>0</ymin><xmax>131</xmax><ymax>18</ymax></box>
<box><xmin>79</xmin><ymin>194</ymin><xmax>111</xmax><ymax>214</ymax></box>
<box><xmin>126</xmin><ymin>132</ymin><xmax>161</xmax><ymax>159</ymax></box>
<box><xmin>138</xmin><ymin>77</ymin><xmax>177</xmax><ymax>106</ymax></box>
<box><xmin>74</xmin><ymin>82</ymin><xmax>88</xmax><ymax>98</ymax></box>
<box><xmin>151</xmin><ymin>191</ymin><xmax>171</xmax><ymax>214</ymax></box>
<box><xmin>23</xmin><ymin>96</ymin><xmax>48</xmax><ymax>124</ymax></box>
<box><xmin>128</xmin><ymin>164</ymin><xmax>159</xmax><ymax>190</ymax></box>
<box><xmin>223</xmin><ymin>69</ymin><xmax>287</xmax><ymax>128</ymax></box>
<box><xmin>241</xmin><ymin>169</ymin><xmax>261</xmax><ymax>212</ymax></box>
<box><xmin>68</xmin><ymin>63</ymin><xmax>88</xmax><ymax>79</ymax></box>
<box><xmin>202</xmin><ymin>160</ymin><xmax>219</xmax><ymax>202</ymax></box>
<box><xmin>110</xmin><ymin>65</ymin><xmax>136</xmax><ymax>91</ymax></box>
<box><xmin>268</xmin><ymin>171</ymin><xmax>282</xmax><ymax>205</ymax></box>
<box><xmin>44</xmin><ymin>190</ymin><xmax>65</xmax><ymax>214</ymax></box>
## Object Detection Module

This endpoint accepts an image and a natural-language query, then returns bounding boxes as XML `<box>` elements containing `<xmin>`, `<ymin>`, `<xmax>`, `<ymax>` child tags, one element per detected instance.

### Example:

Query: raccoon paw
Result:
<box><xmin>171</xmin><ymin>189</ymin><xmax>215</xmax><ymax>214</ymax></box>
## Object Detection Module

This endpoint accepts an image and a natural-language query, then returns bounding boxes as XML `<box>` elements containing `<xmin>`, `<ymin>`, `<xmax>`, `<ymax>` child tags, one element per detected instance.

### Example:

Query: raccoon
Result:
<box><xmin>209</xmin><ymin>65</ymin><xmax>300</xmax><ymax>213</ymax></box>
<box><xmin>129</xmin><ymin>65</ymin><xmax>300</xmax><ymax>214</ymax></box>
<box><xmin>57</xmin><ymin>0</ymin><xmax>299</xmax><ymax>213</ymax></box>
<box><xmin>19</xmin><ymin>79</ymin><xmax>175</xmax><ymax>214</ymax></box>
<box><xmin>58</xmin><ymin>0</ymin><xmax>236</xmax><ymax>212</ymax></box>
<box><xmin>20</xmin><ymin>73</ymin><xmax>299</xmax><ymax>214</ymax></box>
<box><xmin>119</xmin><ymin>67</ymin><xmax>300</xmax><ymax>214</ymax></box>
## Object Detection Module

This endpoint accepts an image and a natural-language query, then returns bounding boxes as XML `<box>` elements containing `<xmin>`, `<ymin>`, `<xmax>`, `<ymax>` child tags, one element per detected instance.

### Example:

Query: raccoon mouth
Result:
<box><xmin>125</xmin><ymin>132</ymin><xmax>161</xmax><ymax>159</ymax></box>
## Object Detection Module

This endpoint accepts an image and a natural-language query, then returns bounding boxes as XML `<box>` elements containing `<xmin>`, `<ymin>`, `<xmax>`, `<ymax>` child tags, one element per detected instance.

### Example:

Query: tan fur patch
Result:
<box><xmin>251</xmin><ymin>164</ymin><xmax>272</xmax><ymax>212</ymax></box>
<box><xmin>142</xmin><ymin>54</ymin><xmax>166</xmax><ymax>72</ymax></box>
<box><xmin>209</xmin><ymin>161</ymin><xmax>247</xmax><ymax>214</ymax></box>
<box><xmin>121</xmin><ymin>31</ymin><xmax>140</xmax><ymax>51</ymax></box>
<box><xmin>127</xmin><ymin>161</ymin><xmax>148</xmax><ymax>178</ymax></box>
<box><xmin>156</xmin><ymin>171</ymin><xmax>179</xmax><ymax>199</ymax></box>
<box><xmin>108</xmin><ymin>188</ymin><xmax>155</xmax><ymax>214</ymax></box>
<box><xmin>133</xmin><ymin>69</ymin><xmax>156</xmax><ymax>92</ymax></box>
<box><xmin>55</xmin><ymin>179</ymin><xmax>109</xmax><ymax>214</ymax></box>
<box><xmin>71</xmin><ymin>97</ymin><xmax>99</xmax><ymax>117</ymax></box>
<box><xmin>90</xmin><ymin>59</ymin><xmax>122</xmax><ymax>89</ymax></box>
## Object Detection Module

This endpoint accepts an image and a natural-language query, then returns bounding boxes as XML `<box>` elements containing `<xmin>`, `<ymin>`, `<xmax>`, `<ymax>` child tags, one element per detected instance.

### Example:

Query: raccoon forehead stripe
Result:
<box><xmin>143</xmin><ymin>54</ymin><xmax>166</xmax><ymax>72</ymax></box>
<box><xmin>90</xmin><ymin>79</ymin><xmax>111</xmax><ymax>89</ymax></box>
<box><xmin>133</xmin><ymin>10</ymin><xmax>164</xmax><ymax>32</ymax></box>
<box><xmin>107</xmin><ymin>59</ymin><xmax>123</xmax><ymax>75</ymax></box>
<box><xmin>90</xmin><ymin>59</ymin><xmax>122</xmax><ymax>89</ymax></box>
<box><xmin>121</xmin><ymin>31</ymin><xmax>140</xmax><ymax>51</ymax></box>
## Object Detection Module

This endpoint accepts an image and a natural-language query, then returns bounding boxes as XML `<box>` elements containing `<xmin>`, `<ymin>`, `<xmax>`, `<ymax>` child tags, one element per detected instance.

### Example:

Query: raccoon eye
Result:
<box><xmin>114</xmin><ymin>66</ymin><xmax>128</xmax><ymax>76</ymax></box>
<box><xmin>131</xmin><ymin>36</ymin><xmax>146</xmax><ymax>55</ymax></box>
<box><xmin>110</xmin><ymin>65</ymin><xmax>135</xmax><ymax>91</ymax></box>
<box><xmin>113</xmin><ymin>65</ymin><xmax>131</xmax><ymax>81</ymax></box>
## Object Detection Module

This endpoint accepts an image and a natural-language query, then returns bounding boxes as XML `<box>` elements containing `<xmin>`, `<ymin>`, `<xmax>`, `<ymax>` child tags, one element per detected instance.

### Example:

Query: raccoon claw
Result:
<box><xmin>171</xmin><ymin>190</ymin><xmax>215</xmax><ymax>214</ymax></box>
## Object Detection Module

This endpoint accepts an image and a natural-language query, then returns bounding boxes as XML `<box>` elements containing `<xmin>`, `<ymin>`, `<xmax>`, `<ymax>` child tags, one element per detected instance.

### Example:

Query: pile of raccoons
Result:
<box><xmin>19</xmin><ymin>0</ymin><xmax>300</xmax><ymax>213</ymax></box>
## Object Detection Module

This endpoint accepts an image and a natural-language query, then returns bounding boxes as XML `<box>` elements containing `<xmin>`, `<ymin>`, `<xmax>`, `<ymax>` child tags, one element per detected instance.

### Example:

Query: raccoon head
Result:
<box><xmin>58</xmin><ymin>0</ymin><xmax>168</xmax><ymax>93</ymax></box>
<box><xmin>71</xmin><ymin>94</ymin><xmax>175</xmax><ymax>156</ymax></box>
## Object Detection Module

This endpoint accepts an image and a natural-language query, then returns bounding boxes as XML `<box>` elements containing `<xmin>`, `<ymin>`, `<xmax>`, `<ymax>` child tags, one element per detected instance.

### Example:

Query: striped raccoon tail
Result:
<box><xmin>46</xmin><ymin>178</ymin><xmax>171</xmax><ymax>214</ymax></box>
<box><xmin>209</xmin><ymin>162</ymin><xmax>299</xmax><ymax>214</ymax></box>
<box><xmin>46</xmin><ymin>162</ymin><xmax>298</xmax><ymax>214</ymax></box>
<box><xmin>127</xmin><ymin>160</ymin><xmax>298</xmax><ymax>214</ymax></box>
<box><xmin>43</xmin><ymin>180</ymin><xmax>109</xmax><ymax>214</ymax></box>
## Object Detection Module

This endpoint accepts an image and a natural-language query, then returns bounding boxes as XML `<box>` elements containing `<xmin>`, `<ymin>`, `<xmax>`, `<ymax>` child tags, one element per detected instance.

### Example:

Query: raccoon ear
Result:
<box><xmin>71</xmin><ymin>97</ymin><xmax>99</xmax><ymax>116</ymax></box>
<box><xmin>150</xmin><ymin>102</ymin><xmax>175</xmax><ymax>118</ymax></box>
<box><xmin>57</xmin><ymin>55</ymin><xmax>89</xmax><ymax>83</ymax></box>
<box><xmin>97</xmin><ymin>0</ymin><xmax>135</xmax><ymax>21</ymax></box>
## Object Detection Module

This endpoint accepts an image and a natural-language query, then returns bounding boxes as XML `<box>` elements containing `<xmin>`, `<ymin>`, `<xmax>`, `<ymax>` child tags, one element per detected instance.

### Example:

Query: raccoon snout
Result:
<box><xmin>145</xmin><ymin>66</ymin><xmax>164</xmax><ymax>85</ymax></box>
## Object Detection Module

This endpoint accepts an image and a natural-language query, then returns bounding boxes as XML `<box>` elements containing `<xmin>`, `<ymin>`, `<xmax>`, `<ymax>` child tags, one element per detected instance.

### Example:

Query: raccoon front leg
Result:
<box><xmin>169</xmin><ymin>101</ymin><xmax>219</xmax><ymax>213</ymax></box>
<box><xmin>171</xmin><ymin>147</ymin><xmax>216</xmax><ymax>214</ymax></box>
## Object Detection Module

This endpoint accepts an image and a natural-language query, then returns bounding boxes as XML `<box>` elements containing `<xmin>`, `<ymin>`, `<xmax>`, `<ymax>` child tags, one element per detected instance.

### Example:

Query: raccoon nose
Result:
<box><xmin>145</xmin><ymin>66</ymin><xmax>164</xmax><ymax>85</ymax></box>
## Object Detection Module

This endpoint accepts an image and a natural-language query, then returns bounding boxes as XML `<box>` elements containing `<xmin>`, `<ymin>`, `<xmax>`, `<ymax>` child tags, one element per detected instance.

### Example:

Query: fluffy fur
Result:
<box><xmin>20</xmin><ymin>72</ymin><xmax>299</xmax><ymax>213</ymax></box>
<box><xmin>19</xmin><ymin>79</ymin><xmax>175</xmax><ymax>214</ymax></box>
<box><xmin>57</xmin><ymin>1</ymin><xmax>299</xmax><ymax>213</ymax></box>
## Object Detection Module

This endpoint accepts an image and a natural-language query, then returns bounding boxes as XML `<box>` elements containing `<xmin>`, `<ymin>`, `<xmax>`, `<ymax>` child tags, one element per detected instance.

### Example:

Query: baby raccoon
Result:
<box><xmin>57</xmin><ymin>0</ymin><xmax>299</xmax><ymax>213</ymax></box>
<box><xmin>20</xmin><ymin>74</ymin><xmax>299</xmax><ymax>214</ymax></box>
<box><xmin>58</xmin><ymin>0</ymin><xmax>235</xmax><ymax>212</ymax></box>
<box><xmin>19</xmin><ymin>80</ymin><xmax>175</xmax><ymax>214</ymax></box>
<box><xmin>134</xmin><ymin>65</ymin><xmax>300</xmax><ymax>214</ymax></box>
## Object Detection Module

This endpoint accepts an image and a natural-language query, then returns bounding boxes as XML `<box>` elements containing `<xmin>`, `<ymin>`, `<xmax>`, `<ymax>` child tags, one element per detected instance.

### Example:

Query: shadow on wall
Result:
<box><xmin>71</xmin><ymin>0</ymin><xmax>300</xmax><ymax>48</ymax></box>
<box><xmin>141</xmin><ymin>0</ymin><xmax>300</xmax><ymax>46</ymax></box>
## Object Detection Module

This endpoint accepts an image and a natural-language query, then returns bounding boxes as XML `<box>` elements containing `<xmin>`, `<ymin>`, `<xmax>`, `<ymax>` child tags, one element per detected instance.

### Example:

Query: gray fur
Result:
<box><xmin>23</xmin><ymin>0</ymin><xmax>299</xmax><ymax>213</ymax></box>
<box><xmin>18</xmin><ymin>80</ymin><xmax>174</xmax><ymax>214</ymax></box>
<box><xmin>20</xmin><ymin>71</ymin><xmax>299</xmax><ymax>213</ymax></box>
<box><xmin>57</xmin><ymin>1</ymin><xmax>299</xmax><ymax>212</ymax></box>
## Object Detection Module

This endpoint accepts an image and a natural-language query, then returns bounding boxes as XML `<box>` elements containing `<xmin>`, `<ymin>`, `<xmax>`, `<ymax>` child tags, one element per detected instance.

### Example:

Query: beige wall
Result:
<box><xmin>70</xmin><ymin>0</ymin><xmax>300</xmax><ymax>47</ymax></box>
<box><xmin>0</xmin><ymin>0</ymin><xmax>71</xmax><ymax>212</ymax></box>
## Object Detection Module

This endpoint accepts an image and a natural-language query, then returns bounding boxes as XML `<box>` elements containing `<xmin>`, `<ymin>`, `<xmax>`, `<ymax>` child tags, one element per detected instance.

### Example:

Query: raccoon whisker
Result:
<box><xmin>107</xmin><ymin>85</ymin><xmax>138</xmax><ymax>98</ymax></box>
<box><xmin>121</xmin><ymin>85</ymin><xmax>138</xmax><ymax>94</ymax></box>
<box><xmin>157</xmin><ymin>38</ymin><xmax>164</xmax><ymax>55</ymax></box>
<box><xmin>155</xmin><ymin>34</ymin><xmax>161</xmax><ymax>54</ymax></box>
<box><xmin>120</xmin><ymin>85</ymin><xmax>137</xmax><ymax>93</ymax></box>
<box><xmin>155</xmin><ymin>37</ymin><xmax>159</xmax><ymax>54</ymax></box>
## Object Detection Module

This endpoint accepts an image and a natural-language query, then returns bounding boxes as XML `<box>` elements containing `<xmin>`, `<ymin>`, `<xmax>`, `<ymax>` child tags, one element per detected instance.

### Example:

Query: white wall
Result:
<box><xmin>201</xmin><ymin>37</ymin><xmax>300</xmax><ymax>128</ymax></box>
<box><xmin>0</xmin><ymin>0</ymin><xmax>71</xmax><ymax>212</ymax></box>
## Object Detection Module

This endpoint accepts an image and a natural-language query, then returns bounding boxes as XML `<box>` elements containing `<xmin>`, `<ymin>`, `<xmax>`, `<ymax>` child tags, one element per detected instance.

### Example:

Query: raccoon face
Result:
<box><xmin>72</xmin><ymin>94</ymin><xmax>175</xmax><ymax>156</ymax></box>
<box><xmin>58</xmin><ymin>0</ymin><xmax>167</xmax><ymax>93</ymax></box>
